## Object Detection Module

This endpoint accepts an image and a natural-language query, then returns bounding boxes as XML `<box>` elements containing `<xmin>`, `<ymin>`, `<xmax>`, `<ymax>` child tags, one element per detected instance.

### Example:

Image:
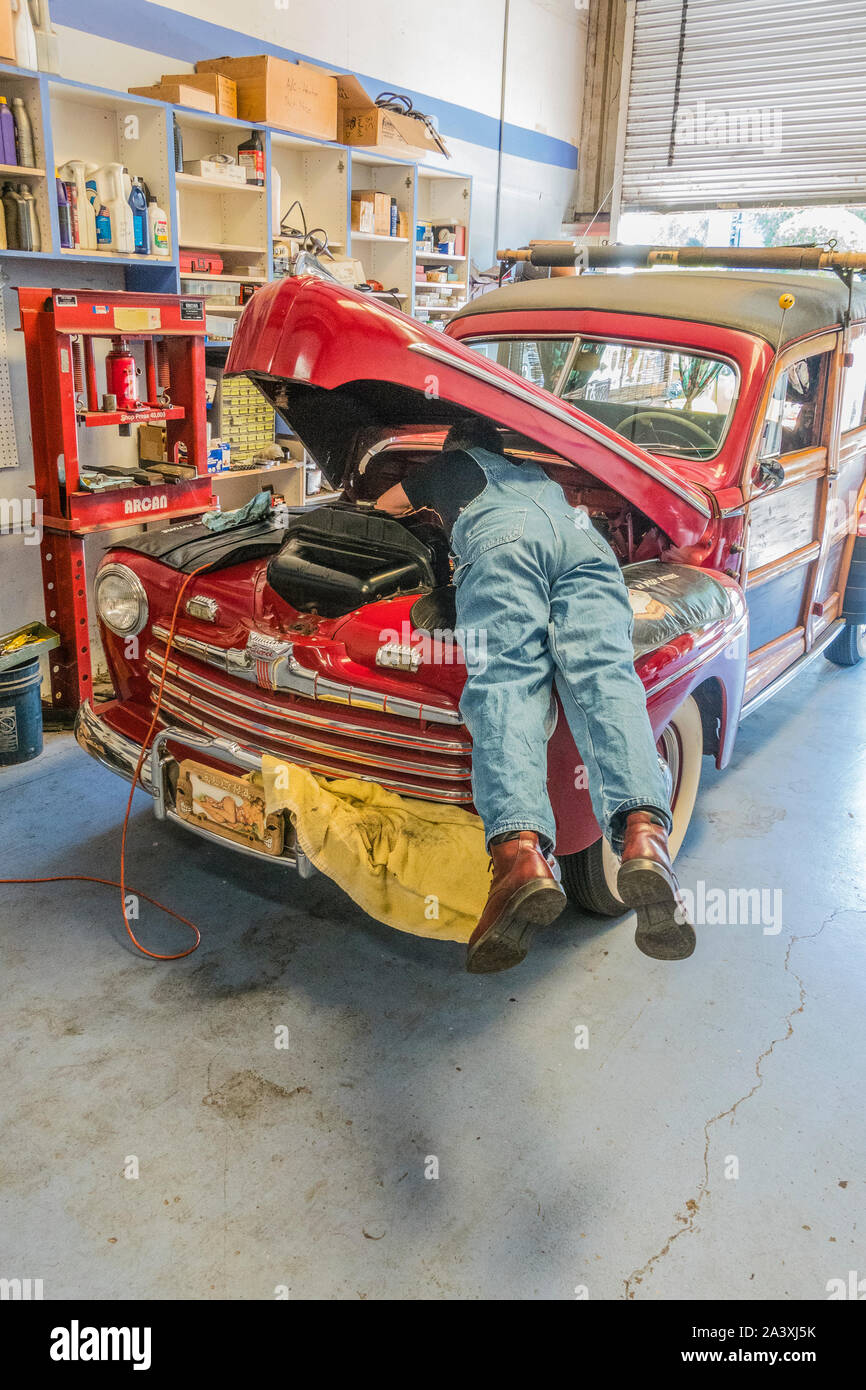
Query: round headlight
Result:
<box><xmin>95</xmin><ymin>563</ymin><xmax>148</xmax><ymax>637</ymax></box>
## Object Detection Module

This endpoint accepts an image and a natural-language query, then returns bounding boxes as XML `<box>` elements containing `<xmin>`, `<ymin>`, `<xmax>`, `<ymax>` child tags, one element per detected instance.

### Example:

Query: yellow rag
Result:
<box><xmin>259</xmin><ymin>756</ymin><xmax>489</xmax><ymax>942</ymax></box>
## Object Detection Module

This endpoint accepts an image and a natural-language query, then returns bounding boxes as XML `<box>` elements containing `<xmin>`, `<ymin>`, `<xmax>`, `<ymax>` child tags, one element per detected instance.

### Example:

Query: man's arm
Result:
<box><xmin>374</xmin><ymin>482</ymin><xmax>414</xmax><ymax>516</ymax></box>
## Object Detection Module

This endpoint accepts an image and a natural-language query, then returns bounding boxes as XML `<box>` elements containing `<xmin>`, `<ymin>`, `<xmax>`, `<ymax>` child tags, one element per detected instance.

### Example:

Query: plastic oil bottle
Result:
<box><xmin>147</xmin><ymin>195</ymin><xmax>170</xmax><ymax>257</ymax></box>
<box><xmin>0</xmin><ymin>98</ymin><xmax>17</xmax><ymax>166</ymax></box>
<box><xmin>128</xmin><ymin>174</ymin><xmax>150</xmax><ymax>254</ymax></box>
<box><xmin>237</xmin><ymin>129</ymin><xmax>264</xmax><ymax>186</ymax></box>
<box><xmin>10</xmin><ymin>0</ymin><xmax>38</xmax><ymax>72</ymax></box>
<box><xmin>98</xmin><ymin>162</ymin><xmax>133</xmax><ymax>253</ymax></box>
<box><xmin>61</xmin><ymin>160</ymin><xmax>97</xmax><ymax>249</ymax></box>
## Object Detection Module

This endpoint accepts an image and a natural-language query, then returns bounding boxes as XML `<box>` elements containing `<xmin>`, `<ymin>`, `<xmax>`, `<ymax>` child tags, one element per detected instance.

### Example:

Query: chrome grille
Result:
<box><xmin>145</xmin><ymin>642</ymin><xmax>473</xmax><ymax>805</ymax></box>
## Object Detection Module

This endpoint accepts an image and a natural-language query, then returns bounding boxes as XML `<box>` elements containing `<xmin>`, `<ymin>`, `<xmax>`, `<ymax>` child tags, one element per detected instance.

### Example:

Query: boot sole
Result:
<box><xmin>617</xmin><ymin>859</ymin><xmax>696</xmax><ymax>961</ymax></box>
<box><xmin>466</xmin><ymin>882</ymin><xmax>566</xmax><ymax>974</ymax></box>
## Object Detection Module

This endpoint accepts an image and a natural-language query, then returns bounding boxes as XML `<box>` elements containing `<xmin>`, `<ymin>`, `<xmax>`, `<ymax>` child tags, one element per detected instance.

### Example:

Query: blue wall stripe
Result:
<box><xmin>51</xmin><ymin>0</ymin><xmax>578</xmax><ymax>171</ymax></box>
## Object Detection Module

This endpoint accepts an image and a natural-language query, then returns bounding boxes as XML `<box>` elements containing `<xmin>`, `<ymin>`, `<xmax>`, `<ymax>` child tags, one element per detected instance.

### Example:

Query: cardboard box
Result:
<box><xmin>182</xmin><ymin>158</ymin><xmax>247</xmax><ymax>184</ymax></box>
<box><xmin>161</xmin><ymin>72</ymin><xmax>237</xmax><ymax>119</ymax></box>
<box><xmin>0</xmin><ymin>0</ymin><xmax>16</xmax><ymax>65</ymax></box>
<box><xmin>195</xmin><ymin>55</ymin><xmax>337</xmax><ymax>140</ymax></box>
<box><xmin>351</xmin><ymin>196</ymin><xmax>374</xmax><ymax>234</ymax></box>
<box><xmin>129</xmin><ymin>82</ymin><xmax>216</xmax><ymax>113</ymax></box>
<box><xmin>337</xmin><ymin>75</ymin><xmax>448</xmax><ymax>159</ymax></box>
<box><xmin>354</xmin><ymin>190</ymin><xmax>391</xmax><ymax>237</ymax></box>
<box><xmin>138</xmin><ymin>424</ymin><xmax>167</xmax><ymax>464</ymax></box>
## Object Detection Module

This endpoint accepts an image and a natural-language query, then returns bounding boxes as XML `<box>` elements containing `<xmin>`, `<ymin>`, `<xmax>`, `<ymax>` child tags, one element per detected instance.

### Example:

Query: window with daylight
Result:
<box><xmin>468</xmin><ymin>334</ymin><xmax>739</xmax><ymax>459</ymax></box>
<box><xmin>759</xmin><ymin>352</ymin><xmax>831</xmax><ymax>458</ymax></box>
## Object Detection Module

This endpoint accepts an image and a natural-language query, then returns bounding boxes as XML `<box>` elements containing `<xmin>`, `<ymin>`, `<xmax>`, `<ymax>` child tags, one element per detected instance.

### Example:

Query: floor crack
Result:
<box><xmin>623</xmin><ymin>909</ymin><xmax>842</xmax><ymax>1299</ymax></box>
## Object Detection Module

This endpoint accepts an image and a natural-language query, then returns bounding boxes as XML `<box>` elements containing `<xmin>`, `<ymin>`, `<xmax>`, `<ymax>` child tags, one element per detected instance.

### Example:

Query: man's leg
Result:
<box><xmin>455</xmin><ymin>537</ymin><xmax>566</xmax><ymax>971</ymax></box>
<box><xmin>548</xmin><ymin>526</ymin><xmax>695</xmax><ymax>960</ymax></box>
<box><xmin>547</xmin><ymin>530</ymin><xmax>670</xmax><ymax>845</ymax></box>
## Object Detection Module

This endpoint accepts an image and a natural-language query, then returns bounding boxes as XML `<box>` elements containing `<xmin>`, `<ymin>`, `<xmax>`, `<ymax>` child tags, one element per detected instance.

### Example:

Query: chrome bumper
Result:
<box><xmin>74</xmin><ymin>700</ymin><xmax>315</xmax><ymax>875</ymax></box>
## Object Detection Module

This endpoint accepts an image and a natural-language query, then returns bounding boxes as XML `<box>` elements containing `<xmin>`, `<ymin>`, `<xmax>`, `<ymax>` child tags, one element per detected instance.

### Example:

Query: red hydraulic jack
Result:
<box><xmin>18</xmin><ymin>288</ymin><xmax>213</xmax><ymax>717</ymax></box>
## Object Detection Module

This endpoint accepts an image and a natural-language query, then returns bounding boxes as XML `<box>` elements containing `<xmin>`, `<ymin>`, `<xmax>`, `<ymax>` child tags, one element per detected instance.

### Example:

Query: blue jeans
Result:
<box><xmin>451</xmin><ymin>449</ymin><xmax>671</xmax><ymax>856</ymax></box>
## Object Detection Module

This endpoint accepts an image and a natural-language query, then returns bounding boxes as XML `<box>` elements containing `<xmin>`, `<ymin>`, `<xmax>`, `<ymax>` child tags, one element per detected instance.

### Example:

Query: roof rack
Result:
<box><xmin>496</xmin><ymin>243</ymin><xmax>866</xmax><ymax>275</ymax></box>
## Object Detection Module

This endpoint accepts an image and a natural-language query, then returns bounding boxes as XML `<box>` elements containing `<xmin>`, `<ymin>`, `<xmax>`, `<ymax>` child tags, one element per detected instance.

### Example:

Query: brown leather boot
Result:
<box><xmin>466</xmin><ymin>832</ymin><xmax>566</xmax><ymax>974</ymax></box>
<box><xmin>616</xmin><ymin>811</ymin><xmax>695</xmax><ymax>960</ymax></box>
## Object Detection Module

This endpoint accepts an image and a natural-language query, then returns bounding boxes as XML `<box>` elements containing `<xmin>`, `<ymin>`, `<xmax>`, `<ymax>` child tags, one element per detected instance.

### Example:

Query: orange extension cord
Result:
<box><xmin>1</xmin><ymin>563</ymin><xmax>212</xmax><ymax>960</ymax></box>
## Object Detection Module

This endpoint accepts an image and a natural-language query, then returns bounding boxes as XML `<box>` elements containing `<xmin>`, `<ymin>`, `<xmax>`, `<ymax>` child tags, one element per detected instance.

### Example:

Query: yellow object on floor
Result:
<box><xmin>259</xmin><ymin>756</ymin><xmax>489</xmax><ymax>942</ymax></box>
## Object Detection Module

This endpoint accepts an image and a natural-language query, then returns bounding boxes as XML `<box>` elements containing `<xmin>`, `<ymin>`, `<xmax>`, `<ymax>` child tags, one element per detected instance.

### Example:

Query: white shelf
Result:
<box><xmin>352</xmin><ymin>232</ymin><xmax>410</xmax><ymax>244</ymax></box>
<box><xmin>0</xmin><ymin>163</ymin><xmax>44</xmax><ymax>177</ymax></box>
<box><xmin>179</xmin><ymin>241</ymin><xmax>266</xmax><ymax>254</ymax></box>
<box><xmin>176</xmin><ymin>173</ymin><xmax>264</xmax><ymax>195</ymax></box>
<box><xmin>415</xmin><ymin>305</ymin><xmax>465</xmax><ymax>316</ymax></box>
<box><xmin>415</xmin><ymin>250</ymin><xmax>467</xmax><ymax>262</ymax></box>
<box><xmin>180</xmin><ymin>271</ymin><xmax>268</xmax><ymax>284</ymax></box>
<box><xmin>415</xmin><ymin>280</ymin><xmax>466</xmax><ymax>290</ymax></box>
<box><xmin>59</xmin><ymin>247</ymin><xmax>171</xmax><ymax>262</ymax></box>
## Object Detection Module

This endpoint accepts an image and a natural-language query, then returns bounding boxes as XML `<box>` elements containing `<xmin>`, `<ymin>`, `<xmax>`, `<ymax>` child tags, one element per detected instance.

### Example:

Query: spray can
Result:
<box><xmin>56</xmin><ymin>174</ymin><xmax>72</xmax><ymax>247</ymax></box>
<box><xmin>1</xmin><ymin>183</ymin><xmax>20</xmax><ymax>249</ymax></box>
<box><xmin>10</xmin><ymin>97</ymin><xmax>35</xmax><ymax>169</ymax></box>
<box><xmin>19</xmin><ymin>183</ymin><xmax>40</xmax><ymax>251</ymax></box>
<box><xmin>105</xmin><ymin>339</ymin><xmax>138</xmax><ymax>410</ymax></box>
<box><xmin>65</xmin><ymin>178</ymin><xmax>79</xmax><ymax>245</ymax></box>
<box><xmin>172</xmin><ymin>115</ymin><xmax>183</xmax><ymax>173</ymax></box>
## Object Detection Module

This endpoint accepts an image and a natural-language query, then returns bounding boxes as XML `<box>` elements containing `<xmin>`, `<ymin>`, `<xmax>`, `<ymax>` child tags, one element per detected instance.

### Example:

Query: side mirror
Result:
<box><xmin>754</xmin><ymin>457</ymin><xmax>785</xmax><ymax>490</ymax></box>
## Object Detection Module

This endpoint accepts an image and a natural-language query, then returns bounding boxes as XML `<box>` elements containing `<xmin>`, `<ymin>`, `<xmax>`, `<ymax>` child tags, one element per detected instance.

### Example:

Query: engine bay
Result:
<box><xmin>266</xmin><ymin>436</ymin><xmax>668</xmax><ymax>620</ymax></box>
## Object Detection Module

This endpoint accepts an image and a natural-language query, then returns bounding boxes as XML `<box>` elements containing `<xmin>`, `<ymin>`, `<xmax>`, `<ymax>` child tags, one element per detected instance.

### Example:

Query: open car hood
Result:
<box><xmin>226</xmin><ymin>278</ymin><xmax>713</xmax><ymax>546</ymax></box>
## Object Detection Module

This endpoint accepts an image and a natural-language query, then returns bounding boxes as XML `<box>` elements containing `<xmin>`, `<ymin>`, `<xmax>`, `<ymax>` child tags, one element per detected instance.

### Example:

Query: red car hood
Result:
<box><xmin>226</xmin><ymin>277</ymin><xmax>713</xmax><ymax>546</ymax></box>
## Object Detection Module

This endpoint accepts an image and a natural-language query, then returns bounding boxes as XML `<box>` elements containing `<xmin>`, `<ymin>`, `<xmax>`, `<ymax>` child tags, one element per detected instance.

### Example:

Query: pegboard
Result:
<box><xmin>0</xmin><ymin>281</ymin><xmax>20</xmax><ymax>471</ymax></box>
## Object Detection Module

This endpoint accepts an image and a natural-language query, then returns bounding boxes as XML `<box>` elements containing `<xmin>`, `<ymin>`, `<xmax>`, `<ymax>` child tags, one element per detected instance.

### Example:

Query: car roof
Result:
<box><xmin>450</xmin><ymin>270</ymin><xmax>866</xmax><ymax>348</ymax></box>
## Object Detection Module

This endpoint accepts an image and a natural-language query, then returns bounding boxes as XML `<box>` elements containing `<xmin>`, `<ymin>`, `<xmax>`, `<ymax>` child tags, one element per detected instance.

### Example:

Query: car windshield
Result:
<box><xmin>467</xmin><ymin>336</ymin><xmax>739</xmax><ymax>459</ymax></box>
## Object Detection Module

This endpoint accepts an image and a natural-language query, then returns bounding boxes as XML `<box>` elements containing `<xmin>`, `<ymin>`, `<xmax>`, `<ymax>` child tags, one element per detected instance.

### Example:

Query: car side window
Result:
<box><xmin>840</xmin><ymin>333</ymin><xmax>866</xmax><ymax>434</ymax></box>
<box><xmin>759</xmin><ymin>352</ymin><xmax>831</xmax><ymax>458</ymax></box>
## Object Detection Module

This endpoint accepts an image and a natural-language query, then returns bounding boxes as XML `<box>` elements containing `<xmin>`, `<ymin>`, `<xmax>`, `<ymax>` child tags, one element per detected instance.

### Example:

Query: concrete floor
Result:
<box><xmin>1</xmin><ymin>653</ymin><xmax>864</xmax><ymax>1302</ymax></box>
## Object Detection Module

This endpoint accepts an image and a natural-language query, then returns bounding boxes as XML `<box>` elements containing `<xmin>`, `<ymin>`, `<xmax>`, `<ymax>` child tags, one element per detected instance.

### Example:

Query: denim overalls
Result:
<box><xmin>450</xmin><ymin>447</ymin><xmax>671</xmax><ymax>854</ymax></box>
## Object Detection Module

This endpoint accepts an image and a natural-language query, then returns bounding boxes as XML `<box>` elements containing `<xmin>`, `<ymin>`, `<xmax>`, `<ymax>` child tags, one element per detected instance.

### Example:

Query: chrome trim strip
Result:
<box><xmin>150</xmin><ymin>626</ymin><xmax>463</xmax><ymax>726</ymax></box>
<box><xmin>407</xmin><ymin>340</ymin><xmax>713</xmax><ymax>518</ymax></box>
<box><xmin>145</xmin><ymin>649</ymin><xmax>469</xmax><ymax>753</ymax></box>
<box><xmin>739</xmin><ymin>621</ymin><xmax>845</xmax><ymax>720</ymax></box>
<box><xmin>145</xmin><ymin>671</ymin><xmax>472</xmax><ymax>780</ymax></box>
<box><xmin>153</xmin><ymin>695</ymin><xmax>472</xmax><ymax>803</ymax></box>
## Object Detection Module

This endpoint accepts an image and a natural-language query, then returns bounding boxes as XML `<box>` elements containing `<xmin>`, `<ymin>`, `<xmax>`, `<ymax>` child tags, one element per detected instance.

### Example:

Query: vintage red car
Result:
<box><xmin>76</xmin><ymin>267</ymin><xmax>866</xmax><ymax>916</ymax></box>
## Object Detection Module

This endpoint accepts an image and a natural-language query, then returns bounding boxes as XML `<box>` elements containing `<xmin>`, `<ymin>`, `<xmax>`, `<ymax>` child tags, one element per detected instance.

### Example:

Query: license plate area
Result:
<box><xmin>175</xmin><ymin>758</ymin><xmax>284</xmax><ymax>856</ymax></box>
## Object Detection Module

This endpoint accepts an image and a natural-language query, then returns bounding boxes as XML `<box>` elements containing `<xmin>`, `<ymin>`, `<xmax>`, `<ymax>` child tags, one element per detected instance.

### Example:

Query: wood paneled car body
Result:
<box><xmin>75</xmin><ymin>269</ymin><xmax>866</xmax><ymax>914</ymax></box>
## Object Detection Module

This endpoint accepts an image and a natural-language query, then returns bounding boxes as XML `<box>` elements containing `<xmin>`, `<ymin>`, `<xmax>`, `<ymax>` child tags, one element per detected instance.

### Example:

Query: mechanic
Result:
<box><xmin>375</xmin><ymin>416</ymin><xmax>695</xmax><ymax>974</ymax></box>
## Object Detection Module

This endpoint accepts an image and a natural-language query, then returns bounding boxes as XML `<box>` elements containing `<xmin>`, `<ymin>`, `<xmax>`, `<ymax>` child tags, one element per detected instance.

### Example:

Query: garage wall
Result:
<box><xmin>0</xmin><ymin>0</ymin><xmax>585</xmax><ymax>647</ymax></box>
<box><xmin>49</xmin><ymin>0</ymin><xmax>585</xmax><ymax>264</ymax></box>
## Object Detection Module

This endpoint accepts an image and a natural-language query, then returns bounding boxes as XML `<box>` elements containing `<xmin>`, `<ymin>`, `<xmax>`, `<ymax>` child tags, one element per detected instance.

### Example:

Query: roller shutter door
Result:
<box><xmin>620</xmin><ymin>0</ymin><xmax>866</xmax><ymax>210</ymax></box>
